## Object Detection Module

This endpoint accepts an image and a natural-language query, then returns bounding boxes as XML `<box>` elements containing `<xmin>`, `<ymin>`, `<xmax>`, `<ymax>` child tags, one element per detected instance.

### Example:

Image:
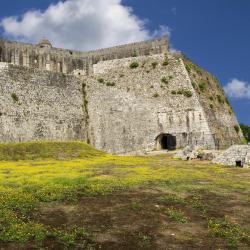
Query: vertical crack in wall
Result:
<box><xmin>82</xmin><ymin>80</ymin><xmax>90</xmax><ymax>144</ymax></box>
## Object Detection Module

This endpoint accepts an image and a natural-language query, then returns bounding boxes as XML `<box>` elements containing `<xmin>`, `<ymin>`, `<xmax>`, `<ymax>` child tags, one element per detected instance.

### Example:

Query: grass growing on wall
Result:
<box><xmin>0</xmin><ymin>142</ymin><xmax>249</xmax><ymax>249</ymax></box>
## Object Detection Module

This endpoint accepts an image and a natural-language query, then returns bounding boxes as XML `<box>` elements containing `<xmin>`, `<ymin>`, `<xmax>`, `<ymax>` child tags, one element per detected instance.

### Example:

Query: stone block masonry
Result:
<box><xmin>0</xmin><ymin>37</ymin><xmax>244</xmax><ymax>154</ymax></box>
<box><xmin>0</xmin><ymin>64</ymin><xmax>87</xmax><ymax>143</ymax></box>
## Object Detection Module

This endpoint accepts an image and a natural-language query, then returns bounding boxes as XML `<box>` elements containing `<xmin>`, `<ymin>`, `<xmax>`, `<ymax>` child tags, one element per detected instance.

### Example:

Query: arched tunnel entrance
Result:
<box><xmin>156</xmin><ymin>133</ymin><xmax>176</xmax><ymax>150</ymax></box>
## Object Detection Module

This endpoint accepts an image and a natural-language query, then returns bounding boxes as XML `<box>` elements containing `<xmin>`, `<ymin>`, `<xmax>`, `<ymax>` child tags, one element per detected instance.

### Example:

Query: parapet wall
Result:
<box><xmin>0</xmin><ymin>37</ymin><xmax>168</xmax><ymax>76</ymax></box>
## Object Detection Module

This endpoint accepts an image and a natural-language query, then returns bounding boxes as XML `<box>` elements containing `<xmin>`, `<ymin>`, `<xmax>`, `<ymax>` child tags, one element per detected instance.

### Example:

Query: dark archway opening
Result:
<box><xmin>156</xmin><ymin>134</ymin><xmax>176</xmax><ymax>150</ymax></box>
<box><xmin>235</xmin><ymin>160</ymin><xmax>243</xmax><ymax>168</ymax></box>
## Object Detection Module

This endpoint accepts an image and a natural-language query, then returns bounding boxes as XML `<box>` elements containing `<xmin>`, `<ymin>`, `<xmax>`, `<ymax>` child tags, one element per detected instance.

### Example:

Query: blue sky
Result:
<box><xmin>0</xmin><ymin>0</ymin><xmax>249</xmax><ymax>124</ymax></box>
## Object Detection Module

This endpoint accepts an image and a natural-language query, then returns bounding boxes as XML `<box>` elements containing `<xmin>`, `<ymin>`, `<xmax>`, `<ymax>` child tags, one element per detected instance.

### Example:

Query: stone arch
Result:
<box><xmin>155</xmin><ymin>133</ymin><xmax>177</xmax><ymax>150</ymax></box>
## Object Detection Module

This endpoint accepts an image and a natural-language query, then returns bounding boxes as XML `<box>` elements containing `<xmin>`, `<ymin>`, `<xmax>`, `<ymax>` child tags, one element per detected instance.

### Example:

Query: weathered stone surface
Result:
<box><xmin>212</xmin><ymin>145</ymin><xmax>250</xmax><ymax>167</ymax></box>
<box><xmin>0</xmin><ymin>37</ymin><xmax>244</xmax><ymax>154</ymax></box>
<box><xmin>0</xmin><ymin>65</ymin><xmax>87</xmax><ymax>142</ymax></box>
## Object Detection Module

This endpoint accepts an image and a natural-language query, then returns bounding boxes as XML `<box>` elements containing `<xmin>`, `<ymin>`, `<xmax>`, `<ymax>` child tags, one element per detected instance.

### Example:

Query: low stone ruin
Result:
<box><xmin>212</xmin><ymin>145</ymin><xmax>250</xmax><ymax>167</ymax></box>
<box><xmin>174</xmin><ymin>146</ymin><xmax>220</xmax><ymax>161</ymax></box>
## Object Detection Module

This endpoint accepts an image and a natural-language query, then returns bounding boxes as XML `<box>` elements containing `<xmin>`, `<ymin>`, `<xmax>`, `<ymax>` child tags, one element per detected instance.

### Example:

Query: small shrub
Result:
<box><xmin>234</xmin><ymin>125</ymin><xmax>240</xmax><ymax>133</ymax></box>
<box><xmin>106</xmin><ymin>82</ymin><xmax>115</xmax><ymax>87</ymax></box>
<box><xmin>150</xmin><ymin>85</ymin><xmax>154</xmax><ymax>89</ymax></box>
<box><xmin>151</xmin><ymin>62</ymin><xmax>158</xmax><ymax>69</ymax></box>
<box><xmin>162</xmin><ymin>55</ymin><xmax>169</xmax><ymax>66</ymax></box>
<box><xmin>153</xmin><ymin>93</ymin><xmax>159</xmax><ymax>98</ymax></box>
<box><xmin>225</xmin><ymin>97</ymin><xmax>230</xmax><ymax>105</ymax></box>
<box><xmin>161</xmin><ymin>77</ymin><xmax>168</xmax><ymax>84</ymax></box>
<box><xmin>129</xmin><ymin>62</ymin><xmax>139</xmax><ymax>69</ymax></box>
<box><xmin>177</xmin><ymin>90</ymin><xmax>183</xmax><ymax>95</ymax></box>
<box><xmin>210</xmin><ymin>104</ymin><xmax>214</xmax><ymax>109</ymax></box>
<box><xmin>171</xmin><ymin>90</ymin><xmax>177</xmax><ymax>95</ymax></box>
<box><xmin>11</xmin><ymin>93</ymin><xmax>19</xmax><ymax>102</ymax></box>
<box><xmin>97</xmin><ymin>78</ymin><xmax>104</xmax><ymax>83</ymax></box>
<box><xmin>185</xmin><ymin>64</ymin><xmax>192</xmax><ymax>73</ymax></box>
<box><xmin>183</xmin><ymin>90</ymin><xmax>193</xmax><ymax>97</ymax></box>
<box><xmin>169</xmin><ymin>76</ymin><xmax>174</xmax><ymax>80</ymax></box>
<box><xmin>196</xmin><ymin>68</ymin><xmax>203</xmax><ymax>75</ymax></box>
<box><xmin>162</xmin><ymin>59</ymin><xmax>169</xmax><ymax>66</ymax></box>
<box><xmin>198</xmin><ymin>82</ymin><xmax>206</xmax><ymax>92</ymax></box>
<box><xmin>119</xmin><ymin>74</ymin><xmax>124</xmax><ymax>78</ymax></box>
<box><xmin>209</xmin><ymin>96</ymin><xmax>214</xmax><ymax>101</ymax></box>
<box><xmin>191</xmin><ymin>82</ymin><xmax>197</xmax><ymax>89</ymax></box>
<box><xmin>217</xmin><ymin>95</ymin><xmax>224</xmax><ymax>104</ymax></box>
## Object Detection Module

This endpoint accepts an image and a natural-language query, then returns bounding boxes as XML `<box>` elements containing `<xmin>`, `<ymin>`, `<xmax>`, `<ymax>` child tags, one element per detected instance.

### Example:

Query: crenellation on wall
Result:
<box><xmin>0</xmin><ymin>37</ymin><xmax>168</xmax><ymax>76</ymax></box>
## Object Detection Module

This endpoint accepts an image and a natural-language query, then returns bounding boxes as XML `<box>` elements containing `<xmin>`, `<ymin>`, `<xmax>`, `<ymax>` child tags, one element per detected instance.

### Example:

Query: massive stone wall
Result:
<box><xmin>86</xmin><ymin>53</ymin><xmax>216</xmax><ymax>154</ymax></box>
<box><xmin>0</xmin><ymin>63</ymin><xmax>87</xmax><ymax>143</ymax></box>
<box><xmin>0</xmin><ymin>37</ymin><xmax>244</xmax><ymax>154</ymax></box>
<box><xmin>183</xmin><ymin>57</ymin><xmax>244</xmax><ymax>149</ymax></box>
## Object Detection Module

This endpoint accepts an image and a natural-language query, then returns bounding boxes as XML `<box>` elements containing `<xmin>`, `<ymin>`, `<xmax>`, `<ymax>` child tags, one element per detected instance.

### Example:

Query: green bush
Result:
<box><xmin>234</xmin><ymin>125</ymin><xmax>240</xmax><ymax>133</ymax></box>
<box><xmin>240</xmin><ymin>123</ymin><xmax>250</xmax><ymax>142</ymax></box>
<box><xmin>162</xmin><ymin>55</ymin><xmax>169</xmax><ymax>66</ymax></box>
<box><xmin>171</xmin><ymin>90</ymin><xmax>177</xmax><ymax>95</ymax></box>
<box><xmin>11</xmin><ymin>93</ymin><xmax>19</xmax><ymax>102</ymax></box>
<box><xmin>217</xmin><ymin>95</ymin><xmax>224</xmax><ymax>104</ymax></box>
<box><xmin>153</xmin><ymin>93</ymin><xmax>159</xmax><ymax>98</ymax></box>
<box><xmin>191</xmin><ymin>82</ymin><xmax>197</xmax><ymax>89</ymax></box>
<box><xmin>183</xmin><ymin>90</ymin><xmax>193</xmax><ymax>97</ymax></box>
<box><xmin>151</xmin><ymin>62</ymin><xmax>158</xmax><ymax>69</ymax></box>
<box><xmin>161</xmin><ymin>77</ymin><xmax>168</xmax><ymax>84</ymax></box>
<box><xmin>198</xmin><ymin>82</ymin><xmax>206</xmax><ymax>92</ymax></box>
<box><xmin>162</xmin><ymin>59</ymin><xmax>169</xmax><ymax>66</ymax></box>
<box><xmin>97</xmin><ymin>78</ymin><xmax>104</xmax><ymax>83</ymax></box>
<box><xmin>185</xmin><ymin>64</ymin><xmax>192</xmax><ymax>73</ymax></box>
<box><xmin>106</xmin><ymin>82</ymin><xmax>115</xmax><ymax>87</ymax></box>
<box><xmin>129</xmin><ymin>62</ymin><xmax>139</xmax><ymax>69</ymax></box>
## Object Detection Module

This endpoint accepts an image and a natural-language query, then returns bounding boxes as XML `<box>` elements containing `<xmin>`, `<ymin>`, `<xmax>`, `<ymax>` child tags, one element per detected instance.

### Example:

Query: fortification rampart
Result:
<box><xmin>0</xmin><ymin>37</ymin><xmax>244</xmax><ymax>154</ymax></box>
<box><xmin>0</xmin><ymin>37</ymin><xmax>168</xmax><ymax>76</ymax></box>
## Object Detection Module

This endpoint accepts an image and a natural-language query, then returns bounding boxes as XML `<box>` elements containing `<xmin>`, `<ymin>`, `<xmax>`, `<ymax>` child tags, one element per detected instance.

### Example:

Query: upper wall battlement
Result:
<box><xmin>0</xmin><ymin>37</ymin><xmax>168</xmax><ymax>75</ymax></box>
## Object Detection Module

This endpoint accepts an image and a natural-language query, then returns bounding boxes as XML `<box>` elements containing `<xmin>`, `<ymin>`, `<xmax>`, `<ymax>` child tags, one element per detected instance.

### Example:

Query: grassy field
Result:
<box><xmin>0</xmin><ymin>142</ymin><xmax>249</xmax><ymax>249</ymax></box>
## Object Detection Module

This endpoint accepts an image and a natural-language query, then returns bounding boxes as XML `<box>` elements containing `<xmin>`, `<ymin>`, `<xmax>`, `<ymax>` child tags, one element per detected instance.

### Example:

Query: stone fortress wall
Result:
<box><xmin>0</xmin><ymin>37</ymin><xmax>244</xmax><ymax>154</ymax></box>
<box><xmin>0</xmin><ymin>37</ymin><xmax>168</xmax><ymax>76</ymax></box>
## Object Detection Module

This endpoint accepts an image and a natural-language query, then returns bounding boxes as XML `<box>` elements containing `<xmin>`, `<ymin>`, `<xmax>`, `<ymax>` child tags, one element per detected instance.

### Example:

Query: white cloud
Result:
<box><xmin>0</xmin><ymin>0</ymin><xmax>170</xmax><ymax>51</ymax></box>
<box><xmin>224</xmin><ymin>78</ymin><xmax>250</xmax><ymax>100</ymax></box>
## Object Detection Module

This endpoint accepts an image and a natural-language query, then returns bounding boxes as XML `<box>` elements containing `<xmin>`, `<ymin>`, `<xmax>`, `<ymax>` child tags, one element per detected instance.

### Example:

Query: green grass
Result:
<box><xmin>208</xmin><ymin>218</ymin><xmax>250</xmax><ymax>248</ymax></box>
<box><xmin>165</xmin><ymin>207</ymin><xmax>188</xmax><ymax>223</ymax></box>
<box><xmin>0</xmin><ymin>141</ymin><xmax>105</xmax><ymax>161</ymax></box>
<box><xmin>0</xmin><ymin>142</ymin><xmax>249</xmax><ymax>248</ymax></box>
